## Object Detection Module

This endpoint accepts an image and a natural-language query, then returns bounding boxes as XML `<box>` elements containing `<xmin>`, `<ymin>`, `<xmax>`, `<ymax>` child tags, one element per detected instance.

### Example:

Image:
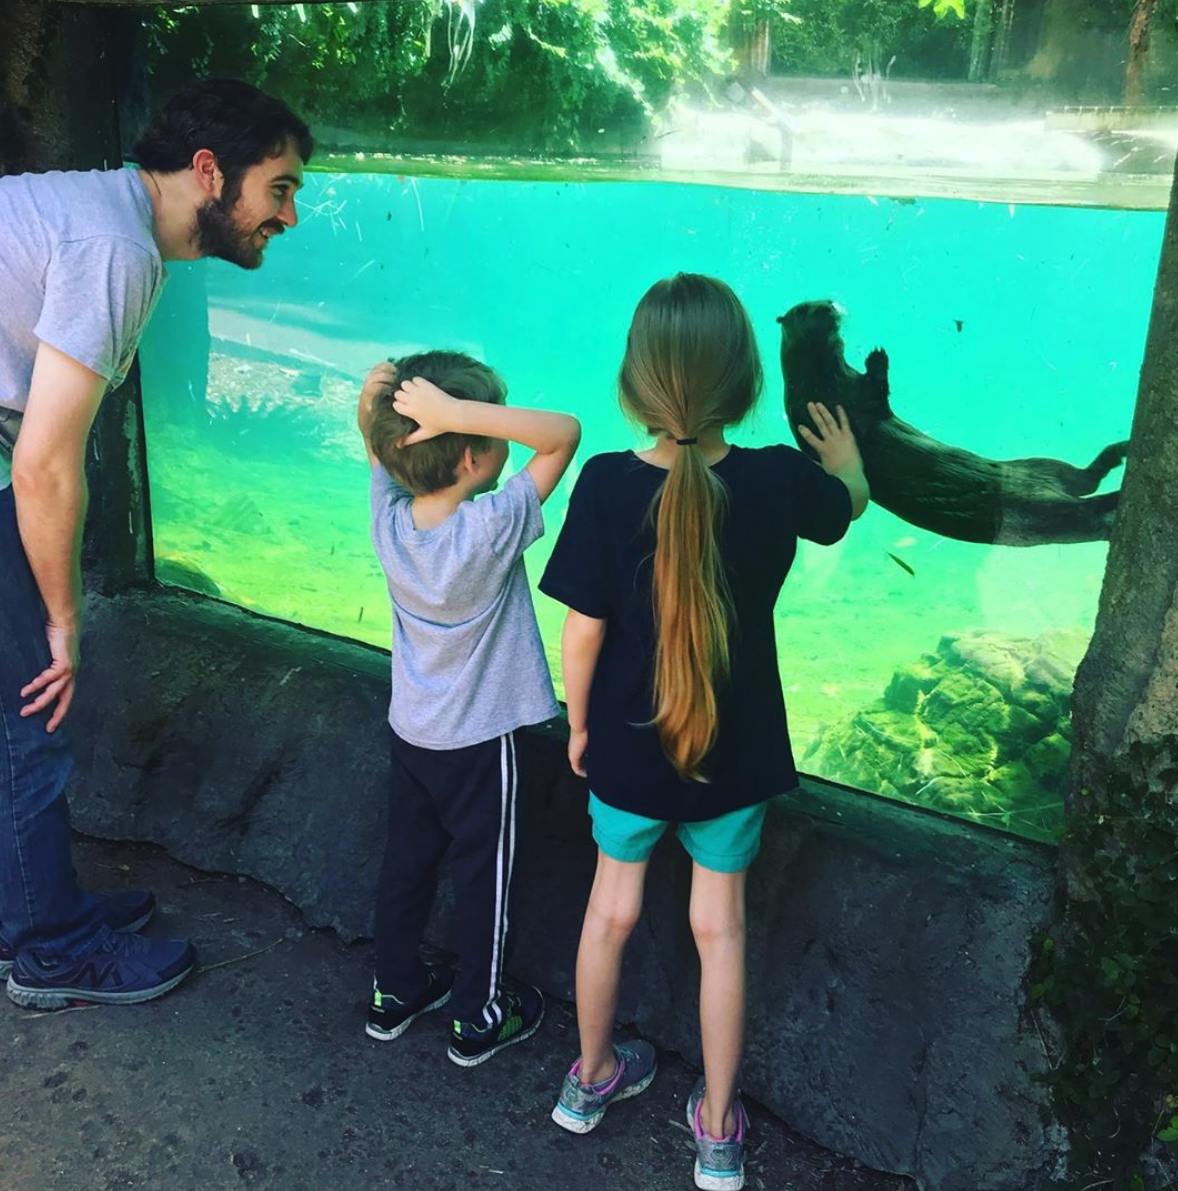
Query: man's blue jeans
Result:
<box><xmin>0</xmin><ymin>483</ymin><xmax>107</xmax><ymax>961</ymax></box>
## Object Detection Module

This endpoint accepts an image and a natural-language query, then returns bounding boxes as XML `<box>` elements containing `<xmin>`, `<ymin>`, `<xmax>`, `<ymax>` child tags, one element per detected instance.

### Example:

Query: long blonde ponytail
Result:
<box><xmin>619</xmin><ymin>274</ymin><xmax>762</xmax><ymax>782</ymax></box>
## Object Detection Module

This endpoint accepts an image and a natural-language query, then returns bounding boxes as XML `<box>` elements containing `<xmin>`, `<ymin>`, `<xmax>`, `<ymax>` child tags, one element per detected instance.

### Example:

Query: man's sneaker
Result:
<box><xmin>365</xmin><ymin>965</ymin><xmax>454</xmax><ymax>1041</ymax></box>
<box><xmin>447</xmin><ymin>982</ymin><xmax>544</xmax><ymax>1068</ymax></box>
<box><xmin>6</xmin><ymin>931</ymin><xmax>195</xmax><ymax>1009</ymax></box>
<box><xmin>0</xmin><ymin>888</ymin><xmax>156</xmax><ymax>980</ymax></box>
<box><xmin>687</xmin><ymin>1077</ymin><xmax>749</xmax><ymax>1191</ymax></box>
<box><xmin>551</xmin><ymin>1039</ymin><xmax>657</xmax><ymax>1133</ymax></box>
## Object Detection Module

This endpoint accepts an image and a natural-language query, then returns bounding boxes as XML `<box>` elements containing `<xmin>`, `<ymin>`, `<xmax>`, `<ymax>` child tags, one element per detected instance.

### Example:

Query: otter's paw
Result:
<box><xmin>865</xmin><ymin>348</ymin><xmax>889</xmax><ymax>378</ymax></box>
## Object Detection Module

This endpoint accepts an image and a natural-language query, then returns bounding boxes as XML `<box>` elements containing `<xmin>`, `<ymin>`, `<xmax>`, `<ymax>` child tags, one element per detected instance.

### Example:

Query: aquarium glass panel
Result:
<box><xmin>138</xmin><ymin>174</ymin><xmax>1165</xmax><ymax>842</ymax></box>
<box><xmin>138</xmin><ymin>0</ymin><xmax>1175</xmax><ymax>840</ymax></box>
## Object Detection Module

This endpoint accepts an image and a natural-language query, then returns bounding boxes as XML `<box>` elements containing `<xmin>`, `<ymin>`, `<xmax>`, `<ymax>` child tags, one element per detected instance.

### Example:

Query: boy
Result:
<box><xmin>357</xmin><ymin>353</ymin><xmax>580</xmax><ymax>1066</ymax></box>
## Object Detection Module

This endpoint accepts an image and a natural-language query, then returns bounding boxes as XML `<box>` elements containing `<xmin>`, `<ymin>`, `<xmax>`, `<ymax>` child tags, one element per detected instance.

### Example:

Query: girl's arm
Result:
<box><xmin>562</xmin><ymin>609</ymin><xmax>606</xmax><ymax>777</ymax></box>
<box><xmin>797</xmin><ymin>401</ymin><xmax>870</xmax><ymax>519</ymax></box>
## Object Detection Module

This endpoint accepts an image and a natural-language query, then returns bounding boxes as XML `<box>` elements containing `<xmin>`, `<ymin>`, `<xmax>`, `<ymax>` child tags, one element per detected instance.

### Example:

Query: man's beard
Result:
<box><xmin>195</xmin><ymin>196</ymin><xmax>281</xmax><ymax>270</ymax></box>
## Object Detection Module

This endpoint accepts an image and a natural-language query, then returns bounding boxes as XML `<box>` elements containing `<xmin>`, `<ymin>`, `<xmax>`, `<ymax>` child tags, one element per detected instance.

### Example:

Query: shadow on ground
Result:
<box><xmin>1</xmin><ymin>837</ymin><xmax>912</xmax><ymax>1191</ymax></box>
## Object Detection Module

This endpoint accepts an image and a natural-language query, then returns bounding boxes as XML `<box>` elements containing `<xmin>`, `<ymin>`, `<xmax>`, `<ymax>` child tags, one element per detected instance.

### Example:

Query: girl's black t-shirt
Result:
<box><xmin>539</xmin><ymin>445</ymin><xmax>853</xmax><ymax>823</ymax></box>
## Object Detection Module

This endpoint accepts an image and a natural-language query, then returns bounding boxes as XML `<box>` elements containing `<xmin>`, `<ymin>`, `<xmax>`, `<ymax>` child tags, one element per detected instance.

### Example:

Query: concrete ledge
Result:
<box><xmin>69</xmin><ymin>589</ymin><xmax>1062</xmax><ymax>1191</ymax></box>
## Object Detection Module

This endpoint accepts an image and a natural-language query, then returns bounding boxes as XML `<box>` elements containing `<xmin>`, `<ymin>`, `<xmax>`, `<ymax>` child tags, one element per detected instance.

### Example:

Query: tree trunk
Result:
<box><xmin>968</xmin><ymin>0</ymin><xmax>994</xmax><ymax>82</ymax></box>
<box><xmin>729</xmin><ymin>5</ymin><xmax>771</xmax><ymax>77</ymax></box>
<box><xmin>1069</xmin><ymin>150</ymin><xmax>1178</xmax><ymax>828</ymax></box>
<box><xmin>1125</xmin><ymin>0</ymin><xmax>1159</xmax><ymax>107</ymax></box>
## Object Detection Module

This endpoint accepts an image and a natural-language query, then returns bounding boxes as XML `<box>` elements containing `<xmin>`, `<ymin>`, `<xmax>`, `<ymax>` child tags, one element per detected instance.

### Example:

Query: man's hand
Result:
<box><xmin>392</xmin><ymin>377</ymin><xmax>460</xmax><ymax>446</ymax></box>
<box><xmin>21</xmin><ymin>619</ymin><xmax>80</xmax><ymax>732</ymax></box>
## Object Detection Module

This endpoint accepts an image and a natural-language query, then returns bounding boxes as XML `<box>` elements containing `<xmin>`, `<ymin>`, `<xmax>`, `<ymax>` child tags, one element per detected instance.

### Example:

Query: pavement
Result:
<box><xmin>1</xmin><ymin>837</ymin><xmax>912</xmax><ymax>1191</ymax></box>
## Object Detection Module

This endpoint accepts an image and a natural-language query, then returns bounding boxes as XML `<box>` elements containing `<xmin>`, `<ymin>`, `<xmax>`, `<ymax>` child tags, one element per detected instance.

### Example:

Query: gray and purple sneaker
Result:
<box><xmin>551</xmin><ymin>1040</ymin><xmax>657</xmax><ymax>1134</ymax></box>
<box><xmin>686</xmin><ymin>1077</ymin><xmax>749</xmax><ymax>1190</ymax></box>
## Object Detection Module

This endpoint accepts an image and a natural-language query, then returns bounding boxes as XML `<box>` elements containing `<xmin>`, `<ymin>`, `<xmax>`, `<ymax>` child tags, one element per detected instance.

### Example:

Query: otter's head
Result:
<box><xmin>776</xmin><ymin>300</ymin><xmax>853</xmax><ymax>436</ymax></box>
<box><xmin>777</xmin><ymin>300</ymin><xmax>846</xmax><ymax>365</ymax></box>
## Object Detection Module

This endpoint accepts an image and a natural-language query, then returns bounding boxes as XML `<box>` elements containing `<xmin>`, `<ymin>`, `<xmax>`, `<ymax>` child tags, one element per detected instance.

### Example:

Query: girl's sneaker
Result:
<box><xmin>366</xmin><ymin>965</ymin><xmax>454</xmax><ymax>1041</ymax></box>
<box><xmin>551</xmin><ymin>1040</ymin><xmax>657</xmax><ymax>1133</ymax></box>
<box><xmin>447</xmin><ymin>982</ymin><xmax>544</xmax><ymax>1067</ymax></box>
<box><xmin>686</xmin><ymin>1078</ymin><xmax>749</xmax><ymax>1191</ymax></box>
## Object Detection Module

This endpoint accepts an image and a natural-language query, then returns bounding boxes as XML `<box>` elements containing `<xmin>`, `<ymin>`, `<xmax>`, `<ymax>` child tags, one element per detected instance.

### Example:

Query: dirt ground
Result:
<box><xmin>1</xmin><ymin>837</ymin><xmax>913</xmax><ymax>1191</ymax></box>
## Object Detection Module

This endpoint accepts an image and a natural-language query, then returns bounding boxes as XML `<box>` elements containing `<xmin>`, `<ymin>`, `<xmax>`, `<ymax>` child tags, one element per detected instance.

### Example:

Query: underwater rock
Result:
<box><xmin>778</xmin><ymin>300</ymin><xmax>1127</xmax><ymax>546</ymax></box>
<box><xmin>202</xmin><ymin>353</ymin><xmax>356</xmax><ymax>456</ymax></box>
<box><xmin>804</xmin><ymin>628</ymin><xmax>1088</xmax><ymax>839</ymax></box>
<box><xmin>155</xmin><ymin>556</ymin><xmax>223</xmax><ymax>599</ymax></box>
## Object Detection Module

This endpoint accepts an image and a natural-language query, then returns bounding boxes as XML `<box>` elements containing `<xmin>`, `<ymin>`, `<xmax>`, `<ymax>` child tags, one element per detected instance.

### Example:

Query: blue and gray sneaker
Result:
<box><xmin>6</xmin><ymin>931</ymin><xmax>195</xmax><ymax>1009</ymax></box>
<box><xmin>366</xmin><ymin>965</ymin><xmax>454</xmax><ymax>1041</ymax></box>
<box><xmin>686</xmin><ymin>1077</ymin><xmax>749</xmax><ymax>1191</ymax></box>
<box><xmin>447</xmin><ymin>982</ymin><xmax>544</xmax><ymax>1067</ymax></box>
<box><xmin>551</xmin><ymin>1039</ymin><xmax>657</xmax><ymax>1133</ymax></box>
<box><xmin>0</xmin><ymin>889</ymin><xmax>156</xmax><ymax>980</ymax></box>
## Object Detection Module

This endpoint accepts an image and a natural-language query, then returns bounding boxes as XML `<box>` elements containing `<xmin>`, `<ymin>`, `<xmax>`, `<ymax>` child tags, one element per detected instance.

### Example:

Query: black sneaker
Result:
<box><xmin>0</xmin><ymin>888</ymin><xmax>156</xmax><ymax>981</ymax></box>
<box><xmin>6</xmin><ymin>931</ymin><xmax>196</xmax><ymax>1009</ymax></box>
<box><xmin>447</xmin><ymin>983</ymin><xmax>544</xmax><ymax>1068</ymax></box>
<box><xmin>365</xmin><ymin>965</ymin><xmax>454</xmax><ymax>1041</ymax></box>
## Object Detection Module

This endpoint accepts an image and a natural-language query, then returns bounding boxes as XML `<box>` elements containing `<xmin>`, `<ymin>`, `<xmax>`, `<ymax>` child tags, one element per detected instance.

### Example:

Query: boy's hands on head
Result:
<box><xmin>359</xmin><ymin>361</ymin><xmax>398</xmax><ymax>463</ymax></box>
<box><xmin>392</xmin><ymin>377</ymin><xmax>459</xmax><ymax>446</ymax></box>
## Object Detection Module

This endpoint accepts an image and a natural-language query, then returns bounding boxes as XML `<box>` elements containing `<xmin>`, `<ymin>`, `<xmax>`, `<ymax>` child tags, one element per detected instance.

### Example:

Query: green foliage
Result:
<box><xmin>144</xmin><ymin>1</ymin><xmax>739</xmax><ymax>154</ymax></box>
<box><xmin>1029</xmin><ymin>738</ymin><xmax>1178</xmax><ymax>1188</ymax></box>
<box><xmin>770</xmin><ymin>0</ymin><xmax>972</xmax><ymax>78</ymax></box>
<box><xmin>917</xmin><ymin>0</ymin><xmax>966</xmax><ymax>18</ymax></box>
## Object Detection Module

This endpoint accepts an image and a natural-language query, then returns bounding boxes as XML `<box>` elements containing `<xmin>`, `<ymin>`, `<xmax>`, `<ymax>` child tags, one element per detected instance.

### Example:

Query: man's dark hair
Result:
<box><xmin>130</xmin><ymin>79</ymin><xmax>312</xmax><ymax>202</ymax></box>
<box><xmin>370</xmin><ymin>351</ymin><xmax>507</xmax><ymax>496</ymax></box>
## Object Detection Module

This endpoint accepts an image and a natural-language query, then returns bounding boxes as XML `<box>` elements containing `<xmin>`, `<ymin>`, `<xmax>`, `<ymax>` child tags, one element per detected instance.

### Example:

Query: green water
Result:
<box><xmin>137</xmin><ymin>173</ymin><xmax>1165</xmax><ymax>840</ymax></box>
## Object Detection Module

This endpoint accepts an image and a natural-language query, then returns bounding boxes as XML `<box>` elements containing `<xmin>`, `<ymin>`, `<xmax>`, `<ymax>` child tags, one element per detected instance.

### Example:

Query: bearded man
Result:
<box><xmin>0</xmin><ymin>79</ymin><xmax>311</xmax><ymax>1008</ymax></box>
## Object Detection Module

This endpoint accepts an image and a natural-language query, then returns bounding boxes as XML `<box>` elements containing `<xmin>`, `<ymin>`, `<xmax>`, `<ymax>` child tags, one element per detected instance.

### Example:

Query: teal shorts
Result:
<box><xmin>588</xmin><ymin>793</ymin><xmax>768</xmax><ymax>874</ymax></box>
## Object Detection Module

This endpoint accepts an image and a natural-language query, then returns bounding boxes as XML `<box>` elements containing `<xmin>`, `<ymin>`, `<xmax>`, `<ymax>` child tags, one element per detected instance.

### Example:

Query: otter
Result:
<box><xmin>777</xmin><ymin>300</ymin><xmax>1127</xmax><ymax>546</ymax></box>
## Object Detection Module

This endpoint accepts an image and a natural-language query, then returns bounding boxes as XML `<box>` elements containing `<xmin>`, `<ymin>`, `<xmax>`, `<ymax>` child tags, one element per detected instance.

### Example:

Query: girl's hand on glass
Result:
<box><xmin>797</xmin><ymin>402</ymin><xmax>862</xmax><ymax>474</ymax></box>
<box><xmin>393</xmin><ymin>377</ymin><xmax>458</xmax><ymax>446</ymax></box>
<box><xmin>568</xmin><ymin>727</ymin><xmax>589</xmax><ymax>778</ymax></box>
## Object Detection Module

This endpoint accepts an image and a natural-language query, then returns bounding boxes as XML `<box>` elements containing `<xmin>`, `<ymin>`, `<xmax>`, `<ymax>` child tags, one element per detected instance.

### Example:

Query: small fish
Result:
<box><xmin>888</xmin><ymin>552</ymin><xmax>916</xmax><ymax>577</ymax></box>
<box><xmin>953</xmin><ymin>319</ymin><xmax>964</xmax><ymax>333</ymax></box>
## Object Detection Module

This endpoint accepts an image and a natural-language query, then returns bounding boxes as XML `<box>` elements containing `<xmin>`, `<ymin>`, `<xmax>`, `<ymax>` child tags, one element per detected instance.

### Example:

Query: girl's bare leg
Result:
<box><xmin>575</xmin><ymin>849</ymin><xmax>649</xmax><ymax>1084</ymax></box>
<box><xmin>689</xmin><ymin>863</ymin><xmax>747</xmax><ymax>1138</ymax></box>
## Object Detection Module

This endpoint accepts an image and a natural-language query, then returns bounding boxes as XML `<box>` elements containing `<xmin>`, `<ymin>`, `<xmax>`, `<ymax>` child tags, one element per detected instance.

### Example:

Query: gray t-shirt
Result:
<box><xmin>0</xmin><ymin>168</ymin><xmax>164</xmax><ymax>488</ymax></box>
<box><xmin>371</xmin><ymin>464</ymin><xmax>560</xmax><ymax>749</ymax></box>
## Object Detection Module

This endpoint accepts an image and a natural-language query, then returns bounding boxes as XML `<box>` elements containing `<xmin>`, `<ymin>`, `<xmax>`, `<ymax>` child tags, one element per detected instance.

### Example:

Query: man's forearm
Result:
<box><xmin>13</xmin><ymin>469</ymin><xmax>87</xmax><ymax>626</ymax></box>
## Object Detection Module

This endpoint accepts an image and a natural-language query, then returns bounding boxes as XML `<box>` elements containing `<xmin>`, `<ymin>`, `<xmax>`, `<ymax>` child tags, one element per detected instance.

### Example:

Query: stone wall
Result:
<box><xmin>70</xmin><ymin>587</ymin><xmax>1062</xmax><ymax>1191</ymax></box>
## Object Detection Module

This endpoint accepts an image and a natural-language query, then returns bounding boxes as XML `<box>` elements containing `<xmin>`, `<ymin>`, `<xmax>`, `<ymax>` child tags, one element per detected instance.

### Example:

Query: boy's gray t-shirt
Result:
<box><xmin>0</xmin><ymin>168</ymin><xmax>164</xmax><ymax>488</ymax></box>
<box><xmin>371</xmin><ymin>464</ymin><xmax>559</xmax><ymax>750</ymax></box>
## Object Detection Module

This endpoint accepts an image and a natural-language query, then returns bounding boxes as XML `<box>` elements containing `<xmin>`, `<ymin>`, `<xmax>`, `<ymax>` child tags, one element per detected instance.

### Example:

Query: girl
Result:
<box><xmin>539</xmin><ymin>274</ymin><xmax>868</xmax><ymax>1190</ymax></box>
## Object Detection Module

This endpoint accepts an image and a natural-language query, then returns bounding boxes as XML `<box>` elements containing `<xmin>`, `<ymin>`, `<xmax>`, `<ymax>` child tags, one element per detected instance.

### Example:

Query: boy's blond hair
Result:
<box><xmin>369</xmin><ymin>351</ymin><xmax>507</xmax><ymax>495</ymax></box>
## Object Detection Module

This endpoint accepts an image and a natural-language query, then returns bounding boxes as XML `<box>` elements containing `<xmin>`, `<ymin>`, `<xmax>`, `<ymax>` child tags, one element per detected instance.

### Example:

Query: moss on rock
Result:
<box><xmin>805</xmin><ymin>629</ymin><xmax>1088</xmax><ymax>840</ymax></box>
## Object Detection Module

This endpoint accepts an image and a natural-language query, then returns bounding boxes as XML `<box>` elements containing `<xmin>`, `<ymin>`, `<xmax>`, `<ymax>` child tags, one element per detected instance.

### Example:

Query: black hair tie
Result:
<box><xmin>676</xmin><ymin>437</ymin><xmax>698</xmax><ymax>446</ymax></box>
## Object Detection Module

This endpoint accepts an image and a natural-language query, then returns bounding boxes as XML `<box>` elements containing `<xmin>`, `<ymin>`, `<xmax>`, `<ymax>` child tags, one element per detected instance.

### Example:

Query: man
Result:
<box><xmin>0</xmin><ymin>79</ymin><xmax>312</xmax><ymax>1009</ymax></box>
